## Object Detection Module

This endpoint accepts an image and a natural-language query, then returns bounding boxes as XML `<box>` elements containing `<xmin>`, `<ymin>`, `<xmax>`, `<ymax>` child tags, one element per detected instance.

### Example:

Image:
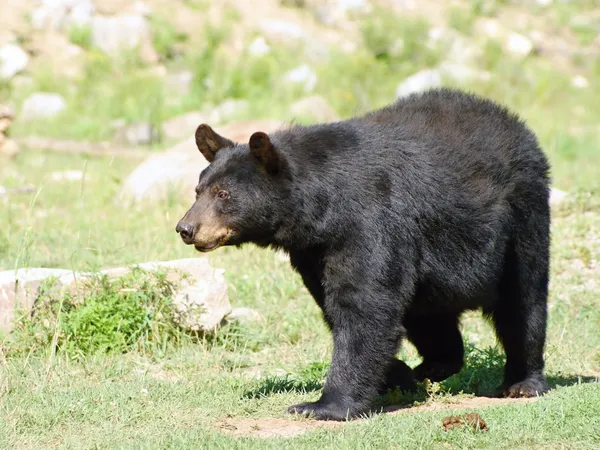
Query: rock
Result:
<box><xmin>0</xmin><ymin>139</ymin><xmax>20</xmax><ymax>158</ymax></box>
<box><xmin>0</xmin><ymin>268</ymin><xmax>73</xmax><ymax>332</ymax></box>
<box><xmin>550</xmin><ymin>188</ymin><xmax>567</xmax><ymax>206</ymax></box>
<box><xmin>571</xmin><ymin>75</ymin><xmax>588</xmax><ymax>89</ymax></box>
<box><xmin>20</xmin><ymin>93</ymin><xmax>67</xmax><ymax>121</ymax></box>
<box><xmin>91</xmin><ymin>14</ymin><xmax>158</xmax><ymax>63</ymax></box>
<box><xmin>226</xmin><ymin>307</ymin><xmax>263</xmax><ymax>325</ymax></box>
<box><xmin>313</xmin><ymin>0</ymin><xmax>370</xmax><ymax>26</ymax></box>
<box><xmin>476</xmin><ymin>19</ymin><xmax>534</xmax><ymax>58</ymax></box>
<box><xmin>95</xmin><ymin>0</ymin><xmax>133</xmax><ymax>15</ymax></box>
<box><xmin>396</xmin><ymin>69</ymin><xmax>442</xmax><ymax>98</ymax></box>
<box><xmin>439</xmin><ymin>62</ymin><xmax>491</xmax><ymax>83</ymax></box>
<box><xmin>248</xmin><ymin>36</ymin><xmax>271</xmax><ymax>57</ymax></box>
<box><xmin>26</xmin><ymin>32</ymin><xmax>84</xmax><ymax>79</ymax></box>
<box><xmin>162</xmin><ymin>111</ymin><xmax>208</xmax><ymax>141</ymax></box>
<box><xmin>31</xmin><ymin>0</ymin><xmax>95</xmax><ymax>31</ymax></box>
<box><xmin>0</xmin><ymin>186</ymin><xmax>6</xmax><ymax>196</ymax></box>
<box><xmin>290</xmin><ymin>95</ymin><xmax>339</xmax><ymax>122</ymax></box>
<box><xmin>284</xmin><ymin>65</ymin><xmax>318</xmax><ymax>92</ymax></box>
<box><xmin>165</xmin><ymin>70</ymin><xmax>194</xmax><ymax>96</ymax></box>
<box><xmin>428</xmin><ymin>27</ymin><xmax>482</xmax><ymax>66</ymax></box>
<box><xmin>114</xmin><ymin>122</ymin><xmax>160</xmax><ymax>146</ymax></box>
<box><xmin>118</xmin><ymin>120</ymin><xmax>284</xmax><ymax>203</ymax></box>
<box><xmin>0</xmin><ymin>259</ymin><xmax>230</xmax><ymax>334</ymax></box>
<box><xmin>260</xmin><ymin>19</ymin><xmax>308</xmax><ymax>43</ymax></box>
<box><xmin>0</xmin><ymin>44</ymin><xmax>30</xmax><ymax>79</ymax></box>
<box><xmin>208</xmin><ymin>99</ymin><xmax>250</xmax><ymax>124</ymax></box>
<box><xmin>50</xmin><ymin>170</ymin><xmax>85</xmax><ymax>182</ymax></box>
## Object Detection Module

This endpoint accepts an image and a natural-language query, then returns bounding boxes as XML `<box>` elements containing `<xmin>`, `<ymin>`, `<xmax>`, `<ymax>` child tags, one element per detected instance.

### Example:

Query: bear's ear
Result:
<box><xmin>195</xmin><ymin>124</ymin><xmax>235</xmax><ymax>162</ymax></box>
<box><xmin>249</xmin><ymin>131</ymin><xmax>281</xmax><ymax>174</ymax></box>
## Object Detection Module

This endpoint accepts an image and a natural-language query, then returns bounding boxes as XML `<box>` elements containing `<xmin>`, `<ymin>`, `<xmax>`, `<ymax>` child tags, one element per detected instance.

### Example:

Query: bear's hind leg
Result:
<box><xmin>405</xmin><ymin>312</ymin><xmax>464</xmax><ymax>382</ymax></box>
<box><xmin>493</xmin><ymin>208</ymin><xmax>549</xmax><ymax>398</ymax></box>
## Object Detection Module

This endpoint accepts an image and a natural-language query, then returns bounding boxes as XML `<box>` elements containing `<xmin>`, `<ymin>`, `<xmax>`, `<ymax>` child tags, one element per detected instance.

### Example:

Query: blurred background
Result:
<box><xmin>0</xmin><ymin>0</ymin><xmax>599</xmax><ymax>274</ymax></box>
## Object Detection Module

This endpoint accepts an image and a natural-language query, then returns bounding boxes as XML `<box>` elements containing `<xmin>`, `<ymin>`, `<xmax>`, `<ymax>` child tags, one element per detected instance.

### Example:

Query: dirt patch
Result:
<box><xmin>216</xmin><ymin>417</ymin><xmax>342</xmax><ymax>438</ymax></box>
<box><xmin>216</xmin><ymin>396</ymin><xmax>539</xmax><ymax>438</ymax></box>
<box><xmin>385</xmin><ymin>395</ymin><xmax>538</xmax><ymax>415</ymax></box>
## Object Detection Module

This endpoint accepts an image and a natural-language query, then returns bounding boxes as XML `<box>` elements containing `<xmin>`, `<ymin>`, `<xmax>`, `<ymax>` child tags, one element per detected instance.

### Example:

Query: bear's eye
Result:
<box><xmin>216</xmin><ymin>190</ymin><xmax>230</xmax><ymax>200</ymax></box>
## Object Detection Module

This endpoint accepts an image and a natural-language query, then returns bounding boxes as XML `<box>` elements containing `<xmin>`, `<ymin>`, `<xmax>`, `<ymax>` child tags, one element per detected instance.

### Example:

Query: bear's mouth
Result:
<box><xmin>194</xmin><ymin>241</ymin><xmax>220</xmax><ymax>252</ymax></box>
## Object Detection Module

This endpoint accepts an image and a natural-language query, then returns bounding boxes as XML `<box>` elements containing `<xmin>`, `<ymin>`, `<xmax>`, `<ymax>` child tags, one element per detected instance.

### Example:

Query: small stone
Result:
<box><xmin>91</xmin><ymin>14</ymin><xmax>155</xmax><ymax>59</ymax></box>
<box><xmin>571</xmin><ymin>75</ymin><xmax>588</xmax><ymax>89</ymax></box>
<box><xmin>396</xmin><ymin>69</ymin><xmax>442</xmax><ymax>98</ymax></box>
<box><xmin>162</xmin><ymin>111</ymin><xmax>208</xmax><ymax>141</ymax></box>
<box><xmin>114</xmin><ymin>122</ymin><xmax>160</xmax><ymax>146</ymax></box>
<box><xmin>0</xmin><ymin>139</ymin><xmax>20</xmax><ymax>158</ymax></box>
<box><xmin>550</xmin><ymin>188</ymin><xmax>567</xmax><ymax>206</ymax></box>
<box><xmin>226</xmin><ymin>307</ymin><xmax>264</xmax><ymax>325</ymax></box>
<box><xmin>505</xmin><ymin>33</ymin><xmax>534</xmax><ymax>57</ymax></box>
<box><xmin>290</xmin><ymin>95</ymin><xmax>339</xmax><ymax>122</ymax></box>
<box><xmin>50</xmin><ymin>170</ymin><xmax>85</xmax><ymax>182</ymax></box>
<box><xmin>284</xmin><ymin>65</ymin><xmax>318</xmax><ymax>92</ymax></box>
<box><xmin>0</xmin><ymin>186</ymin><xmax>6</xmax><ymax>196</ymax></box>
<box><xmin>165</xmin><ymin>70</ymin><xmax>194</xmax><ymax>96</ymax></box>
<box><xmin>439</xmin><ymin>62</ymin><xmax>491</xmax><ymax>82</ymax></box>
<box><xmin>0</xmin><ymin>44</ymin><xmax>30</xmax><ymax>79</ymax></box>
<box><xmin>260</xmin><ymin>19</ymin><xmax>307</xmax><ymax>43</ymax></box>
<box><xmin>248</xmin><ymin>36</ymin><xmax>270</xmax><ymax>57</ymax></box>
<box><xmin>208</xmin><ymin>99</ymin><xmax>250</xmax><ymax>124</ymax></box>
<box><xmin>21</xmin><ymin>93</ymin><xmax>67</xmax><ymax>121</ymax></box>
<box><xmin>31</xmin><ymin>0</ymin><xmax>95</xmax><ymax>30</ymax></box>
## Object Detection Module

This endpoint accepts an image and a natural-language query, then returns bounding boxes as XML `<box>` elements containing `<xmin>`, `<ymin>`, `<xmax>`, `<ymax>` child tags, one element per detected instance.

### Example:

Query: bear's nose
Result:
<box><xmin>176</xmin><ymin>222</ymin><xmax>195</xmax><ymax>243</ymax></box>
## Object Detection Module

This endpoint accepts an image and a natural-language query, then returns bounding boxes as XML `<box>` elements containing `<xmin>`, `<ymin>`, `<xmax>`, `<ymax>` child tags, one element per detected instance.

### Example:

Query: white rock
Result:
<box><xmin>0</xmin><ymin>259</ymin><xmax>231</xmax><ymax>334</ymax></box>
<box><xmin>91</xmin><ymin>14</ymin><xmax>151</xmax><ymax>55</ymax></box>
<box><xmin>0</xmin><ymin>186</ymin><xmax>6</xmax><ymax>196</ymax></box>
<box><xmin>439</xmin><ymin>62</ymin><xmax>491</xmax><ymax>82</ymax></box>
<box><xmin>31</xmin><ymin>0</ymin><xmax>95</xmax><ymax>30</ymax></box>
<box><xmin>21</xmin><ymin>93</ymin><xmax>67</xmax><ymax>121</ymax></box>
<box><xmin>248</xmin><ymin>36</ymin><xmax>270</xmax><ymax>57</ymax></box>
<box><xmin>0</xmin><ymin>268</ymin><xmax>73</xmax><ymax>332</ymax></box>
<box><xmin>505</xmin><ymin>33</ymin><xmax>534</xmax><ymax>57</ymax></box>
<box><xmin>571</xmin><ymin>75</ymin><xmax>588</xmax><ymax>89</ymax></box>
<box><xmin>396</xmin><ymin>69</ymin><xmax>442</xmax><ymax>98</ymax></box>
<box><xmin>284</xmin><ymin>65</ymin><xmax>318</xmax><ymax>92</ymax></box>
<box><xmin>476</xmin><ymin>19</ymin><xmax>534</xmax><ymax>58</ymax></box>
<box><xmin>227</xmin><ymin>307</ymin><xmax>263</xmax><ymax>324</ymax></box>
<box><xmin>260</xmin><ymin>19</ymin><xmax>307</xmax><ymax>42</ymax></box>
<box><xmin>114</xmin><ymin>122</ymin><xmax>160</xmax><ymax>146</ymax></box>
<box><xmin>550</xmin><ymin>188</ymin><xmax>567</xmax><ymax>206</ymax></box>
<box><xmin>165</xmin><ymin>70</ymin><xmax>194</xmax><ymax>96</ymax></box>
<box><xmin>50</xmin><ymin>170</ymin><xmax>85</xmax><ymax>182</ymax></box>
<box><xmin>208</xmin><ymin>99</ymin><xmax>250</xmax><ymax>124</ymax></box>
<box><xmin>0</xmin><ymin>44</ymin><xmax>30</xmax><ymax>79</ymax></box>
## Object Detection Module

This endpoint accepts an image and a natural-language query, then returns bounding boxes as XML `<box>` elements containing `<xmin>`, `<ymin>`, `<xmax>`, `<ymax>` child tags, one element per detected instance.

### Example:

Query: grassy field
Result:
<box><xmin>1</xmin><ymin>4</ymin><xmax>600</xmax><ymax>449</ymax></box>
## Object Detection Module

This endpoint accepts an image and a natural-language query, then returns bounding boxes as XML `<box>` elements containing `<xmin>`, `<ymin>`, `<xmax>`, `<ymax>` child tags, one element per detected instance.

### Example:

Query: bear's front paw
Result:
<box><xmin>501</xmin><ymin>376</ymin><xmax>548</xmax><ymax>398</ymax></box>
<box><xmin>287</xmin><ymin>400</ymin><xmax>361</xmax><ymax>421</ymax></box>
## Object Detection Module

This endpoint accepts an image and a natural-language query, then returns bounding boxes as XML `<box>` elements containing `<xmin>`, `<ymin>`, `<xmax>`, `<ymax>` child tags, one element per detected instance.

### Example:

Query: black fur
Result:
<box><xmin>177</xmin><ymin>88</ymin><xmax>551</xmax><ymax>421</ymax></box>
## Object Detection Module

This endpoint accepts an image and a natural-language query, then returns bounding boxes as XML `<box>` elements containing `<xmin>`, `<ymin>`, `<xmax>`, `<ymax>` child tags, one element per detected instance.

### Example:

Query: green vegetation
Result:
<box><xmin>0</xmin><ymin>2</ymin><xmax>599</xmax><ymax>448</ymax></box>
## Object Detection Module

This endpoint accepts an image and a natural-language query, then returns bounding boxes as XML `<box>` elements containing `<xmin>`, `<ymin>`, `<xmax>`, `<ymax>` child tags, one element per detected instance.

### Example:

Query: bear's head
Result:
<box><xmin>176</xmin><ymin>124</ymin><xmax>288</xmax><ymax>252</ymax></box>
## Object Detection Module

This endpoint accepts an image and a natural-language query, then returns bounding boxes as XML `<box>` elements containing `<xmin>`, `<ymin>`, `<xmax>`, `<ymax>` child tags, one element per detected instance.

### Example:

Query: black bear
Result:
<box><xmin>176</xmin><ymin>88</ymin><xmax>550</xmax><ymax>421</ymax></box>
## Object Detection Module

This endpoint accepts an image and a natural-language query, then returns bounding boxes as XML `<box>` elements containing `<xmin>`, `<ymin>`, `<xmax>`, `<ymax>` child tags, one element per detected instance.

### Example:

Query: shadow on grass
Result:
<box><xmin>243</xmin><ymin>345</ymin><xmax>598</xmax><ymax>404</ymax></box>
<box><xmin>243</xmin><ymin>375</ymin><xmax>323</xmax><ymax>399</ymax></box>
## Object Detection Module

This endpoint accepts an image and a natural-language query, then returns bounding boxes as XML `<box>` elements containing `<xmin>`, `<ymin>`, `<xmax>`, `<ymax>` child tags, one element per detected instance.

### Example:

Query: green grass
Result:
<box><xmin>1</xmin><ymin>3</ymin><xmax>599</xmax><ymax>449</ymax></box>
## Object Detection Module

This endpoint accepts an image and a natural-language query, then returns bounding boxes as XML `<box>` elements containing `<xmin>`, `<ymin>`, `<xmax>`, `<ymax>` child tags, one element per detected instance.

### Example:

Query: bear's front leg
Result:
<box><xmin>288</xmin><ymin>288</ymin><xmax>408</xmax><ymax>421</ymax></box>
